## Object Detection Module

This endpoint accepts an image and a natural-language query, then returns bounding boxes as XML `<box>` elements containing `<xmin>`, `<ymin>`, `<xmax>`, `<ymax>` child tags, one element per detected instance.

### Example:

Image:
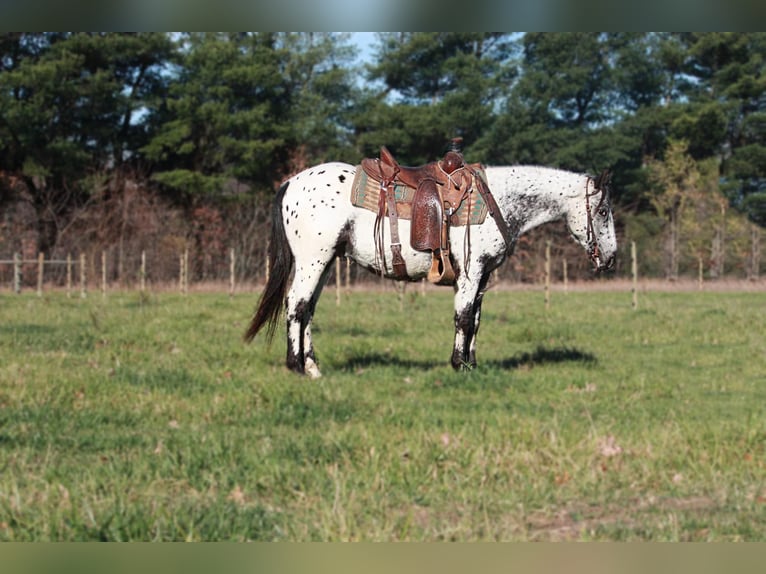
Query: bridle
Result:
<box><xmin>584</xmin><ymin>171</ymin><xmax>609</xmax><ymax>269</ymax></box>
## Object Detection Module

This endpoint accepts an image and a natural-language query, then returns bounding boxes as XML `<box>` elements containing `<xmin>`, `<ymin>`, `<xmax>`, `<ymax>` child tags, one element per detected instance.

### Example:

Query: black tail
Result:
<box><xmin>244</xmin><ymin>182</ymin><xmax>293</xmax><ymax>343</ymax></box>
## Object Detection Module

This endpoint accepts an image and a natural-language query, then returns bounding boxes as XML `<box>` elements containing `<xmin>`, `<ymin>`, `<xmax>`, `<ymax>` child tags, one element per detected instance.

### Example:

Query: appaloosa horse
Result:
<box><xmin>245</xmin><ymin>163</ymin><xmax>617</xmax><ymax>378</ymax></box>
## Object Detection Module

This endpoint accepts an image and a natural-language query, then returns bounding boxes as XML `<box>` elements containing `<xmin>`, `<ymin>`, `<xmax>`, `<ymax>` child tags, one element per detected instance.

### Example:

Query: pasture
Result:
<box><xmin>0</xmin><ymin>285</ymin><xmax>764</xmax><ymax>541</ymax></box>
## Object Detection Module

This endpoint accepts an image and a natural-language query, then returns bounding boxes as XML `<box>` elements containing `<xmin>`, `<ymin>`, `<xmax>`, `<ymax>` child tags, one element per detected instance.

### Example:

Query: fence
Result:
<box><xmin>1</xmin><ymin>249</ymin><xmax>239</xmax><ymax>298</ymax></box>
<box><xmin>1</xmin><ymin>238</ymin><xmax>762</xmax><ymax>309</ymax></box>
<box><xmin>1</xmin><ymin>247</ymin><xmax>365</xmax><ymax>301</ymax></box>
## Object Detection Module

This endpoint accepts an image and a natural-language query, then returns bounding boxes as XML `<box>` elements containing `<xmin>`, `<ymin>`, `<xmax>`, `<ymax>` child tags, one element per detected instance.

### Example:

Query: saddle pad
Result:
<box><xmin>350</xmin><ymin>167</ymin><xmax>489</xmax><ymax>226</ymax></box>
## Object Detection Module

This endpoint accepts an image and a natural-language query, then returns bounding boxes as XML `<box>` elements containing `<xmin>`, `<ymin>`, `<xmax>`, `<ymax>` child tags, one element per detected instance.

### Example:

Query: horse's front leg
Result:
<box><xmin>451</xmin><ymin>271</ymin><xmax>491</xmax><ymax>370</ymax></box>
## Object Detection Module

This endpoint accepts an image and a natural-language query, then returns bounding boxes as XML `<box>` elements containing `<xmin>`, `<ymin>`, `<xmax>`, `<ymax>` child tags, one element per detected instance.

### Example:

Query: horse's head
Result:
<box><xmin>567</xmin><ymin>169</ymin><xmax>617</xmax><ymax>273</ymax></box>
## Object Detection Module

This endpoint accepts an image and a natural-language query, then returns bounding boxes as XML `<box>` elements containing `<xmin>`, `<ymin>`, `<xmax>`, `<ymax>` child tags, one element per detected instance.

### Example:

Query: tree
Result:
<box><xmin>481</xmin><ymin>33</ymin><xmax>640</xmax><ymax>176</ymax></box>
<box><xmin>143</xmin><ymin>32</ymin><xmax>360</xmax><ymax>201</ymax></box>
<box><xmin>660</xmin><ymin>34</ymin><xmax>766</xmax><ymax>225</ymax></box>
<box><xmin>0</xmin><ymin>32</ymin><xmax>175</xmax><ymax>253</ymax></box>
<box><xmin>700</xmin><ymin>33</ymin><xmax>766</xmax><ymax>226</ymax></box>
<box><xmin>362</xmin><ymin>33</ymin><xmax>515</xmax><ymax>163</ymax></box>
<box><xmin>647</xmin><ymin>140</ymin><xmax>696</xmax><ymax>279</ymax></box>
<box><xmin>277</xmin><ymin>32</ymin><xmax>360</xmax><ymax>169</ymax></box>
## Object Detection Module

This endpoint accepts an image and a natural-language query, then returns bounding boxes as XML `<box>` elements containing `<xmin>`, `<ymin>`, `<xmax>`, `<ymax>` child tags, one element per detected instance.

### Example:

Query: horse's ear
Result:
<box><xmin>595</xmin><ymin>169</ymin><xmax>612</xmax><ymax>193</ymax></box>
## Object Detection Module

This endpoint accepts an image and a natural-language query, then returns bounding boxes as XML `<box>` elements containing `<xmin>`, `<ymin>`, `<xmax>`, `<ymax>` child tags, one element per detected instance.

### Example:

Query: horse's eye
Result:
<box><xmin>598</xmin><ymin>207</ymin><xmax>608</xmax><ymax>218</ymax></box>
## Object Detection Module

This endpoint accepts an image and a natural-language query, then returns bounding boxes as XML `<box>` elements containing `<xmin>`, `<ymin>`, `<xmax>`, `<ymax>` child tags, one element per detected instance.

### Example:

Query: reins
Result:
<box><xmin>584</xmin><ymin>175</ymin><xmax>607</xmax><ymax>266</ymax></box>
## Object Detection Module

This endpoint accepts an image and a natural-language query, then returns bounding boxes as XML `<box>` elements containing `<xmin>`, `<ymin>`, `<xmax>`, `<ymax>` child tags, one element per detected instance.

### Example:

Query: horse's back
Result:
<box><xmin>285</xmin><ymin>162</ymin><xmax>357</xmax><ymax>187</ymax></box>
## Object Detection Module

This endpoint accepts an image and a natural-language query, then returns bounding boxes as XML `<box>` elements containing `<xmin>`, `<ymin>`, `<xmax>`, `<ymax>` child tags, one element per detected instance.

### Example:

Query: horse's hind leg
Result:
<box><xmin>285</xmin><ymin>258</ymin><xmax>335</xmax><ymax>378</ymax></box>
<box><xmin>451</xmin><ymin>270</ymin><xmax>492</xmax><ymax>370</ymax></box>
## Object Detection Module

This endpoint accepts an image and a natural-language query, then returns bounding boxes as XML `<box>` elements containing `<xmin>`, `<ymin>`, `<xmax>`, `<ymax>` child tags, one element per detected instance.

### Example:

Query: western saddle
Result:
<box><xmin>360</xmin><ymin>138</ymin><xmax>509</xmax><ymax>285</ymax></box>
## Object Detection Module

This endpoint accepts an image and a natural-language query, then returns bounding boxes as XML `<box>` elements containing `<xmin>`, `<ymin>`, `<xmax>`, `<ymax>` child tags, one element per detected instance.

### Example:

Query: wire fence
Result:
<box><xmin>2</xmin><ymin>223</ymin><xmax>764</xmax><ymax>305</ymax></box>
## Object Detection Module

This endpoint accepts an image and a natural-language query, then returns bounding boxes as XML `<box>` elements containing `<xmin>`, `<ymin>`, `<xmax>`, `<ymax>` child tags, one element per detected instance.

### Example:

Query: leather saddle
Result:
<box><xmin>361</xmin><ymin>145</ymin><xmax>474</xmax><ymax>285</ymax></box>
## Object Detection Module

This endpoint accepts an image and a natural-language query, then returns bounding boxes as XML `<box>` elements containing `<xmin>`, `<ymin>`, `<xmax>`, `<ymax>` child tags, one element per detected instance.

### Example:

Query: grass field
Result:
<box><xmin>1</xmin><ymin>284</ymin><xmax>764</xmax><ymax>541</ymax></box>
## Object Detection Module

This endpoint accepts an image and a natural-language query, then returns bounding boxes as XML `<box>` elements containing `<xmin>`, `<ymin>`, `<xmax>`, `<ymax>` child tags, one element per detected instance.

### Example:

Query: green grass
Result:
<box><xmin>0</xmin><ymin>287</ymin><xmax>764</xmax><ymax>540</ymax></box>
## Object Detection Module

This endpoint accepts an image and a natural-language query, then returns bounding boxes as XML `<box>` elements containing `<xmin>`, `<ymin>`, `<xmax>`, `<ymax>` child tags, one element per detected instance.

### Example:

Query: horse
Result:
<box><xmin>245</xmin><ymin>162</ymin><xmax>617</xmax><ymax>378</ymax></box>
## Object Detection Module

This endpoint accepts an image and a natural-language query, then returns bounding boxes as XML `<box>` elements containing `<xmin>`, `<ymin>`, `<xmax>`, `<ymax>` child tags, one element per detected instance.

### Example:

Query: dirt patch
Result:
<box><xmin>524</xmin><ymin>495</ymin><xmax>718</xmax><ymax>541</ymax></box>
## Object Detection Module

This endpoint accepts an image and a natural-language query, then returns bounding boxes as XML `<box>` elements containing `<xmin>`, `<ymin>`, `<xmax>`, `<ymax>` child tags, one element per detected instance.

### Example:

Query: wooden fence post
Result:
<box><xmin>66</xmin><ymin>253</ymin><xmax>72</xmax><ymax>298</ymax></box>
<box><xmin>562</xmin><ymin>258</ymin><xmax>568</xmax><ymax>294</ymax></box>
<box><xmin>37</xmin><ymin>252</ymin><xmax>44</xmax><ymax>297</ymax></box>
<box><xmin>544</xmin><ymin>241</ymin><xmax>551</xmax><ymax>310</ymax></box>
<box><xmin>101</xmin><ymin>251</ymin><xmax>107</xmax><ymax>298</ymax></box>
<box><xmin>750</xmin><ymin>225</ymin><xmax>760</xmax><ymax>281</ymax></box>
<box><xmin>183</xmin><ymin>248</ymin><xmax>189</xmax><ymax>295</ymax></box>
<box><xmin>265</xmin><ymin>241</ymin><xmax>270</xmax><ymax>286</ymax></box>
<box><xmin>229</xmin><ymin>247</ymin><xmax>235</xmax><ymax>298</ymax></box>
<box><xmin>345</xmin><ymin>256</ymin><xmax>351</xmax><ymax>296</ymax></box>
<box><xmin>140</xmin><ymin>250</ymin><xmax>146</xmax><ymax>293</ymax></box>
<box><xmin>178</xmin><ymin>253</ymin><xmax>184</xmax><ymax>293</ymax></box>
<box><xmin>631</xmin><ymin>241</ymin><xmax>638</xmax><ymax>310</ymax></box>
<box><xmin>13</xmin><ymin>252</ymin><xmax>21</xmax><ymax>294</ymax></box>
<box><xmin>80</xmin><ymin>253</ymin><xmax>87</xmax><ymax>298</ymax></box>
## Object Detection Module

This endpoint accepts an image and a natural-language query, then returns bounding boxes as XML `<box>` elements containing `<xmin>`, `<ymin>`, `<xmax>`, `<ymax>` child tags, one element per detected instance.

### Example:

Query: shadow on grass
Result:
<box><xmin>340</xmin><ymin>345</ymin><xmax>596</xmax><ymax>372</ymax></box>
<box><xmin>486</xmin><ymin>345</ymin><xmax>597</xmax><ymax>370</ymax></box>
<box><xmin>339</xmin><ymin>352</ymin><xmax>442</xmax><ymax>372</ymax></box>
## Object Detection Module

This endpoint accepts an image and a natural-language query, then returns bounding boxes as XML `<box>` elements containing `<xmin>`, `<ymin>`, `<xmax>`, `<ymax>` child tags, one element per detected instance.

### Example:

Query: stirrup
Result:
<box><xmin>427</xmin><ymin>250</ymin><xmax>456</xmax><ymax>286</ymax></box>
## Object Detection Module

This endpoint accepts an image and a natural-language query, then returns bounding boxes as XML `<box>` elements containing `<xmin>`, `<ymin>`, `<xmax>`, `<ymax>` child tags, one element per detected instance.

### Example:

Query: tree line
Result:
<box><xmin>1</xmin><ymin>32</ymin><xmax>764</xmax><ymax>284</ymax></box>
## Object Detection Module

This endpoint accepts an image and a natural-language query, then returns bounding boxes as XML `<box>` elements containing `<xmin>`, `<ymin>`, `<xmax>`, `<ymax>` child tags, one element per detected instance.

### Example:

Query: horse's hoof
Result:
<box><xmin>305</xmin><ymin>357</ymin><xmax>322</xmax><ymax>379</ymax></box>
<box><xmin>453</xmin><ymin>361</ymin><xmax>474</xmax><ymax>372</ymax></box>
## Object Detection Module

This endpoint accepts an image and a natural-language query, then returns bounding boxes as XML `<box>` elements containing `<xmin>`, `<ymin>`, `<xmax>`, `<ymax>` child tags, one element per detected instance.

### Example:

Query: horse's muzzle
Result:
<box><xmin>595</xmin><ymin>254</ymin><xmax>615</xmax><ymax>273</ymax></box>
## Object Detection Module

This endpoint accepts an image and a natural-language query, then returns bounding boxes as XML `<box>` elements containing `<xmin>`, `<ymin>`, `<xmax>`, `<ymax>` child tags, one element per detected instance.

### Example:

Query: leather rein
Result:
<box><xmin>584</xmin><ymin>175</ymin><xmax>608</xmax><ymax>267</ymax></box>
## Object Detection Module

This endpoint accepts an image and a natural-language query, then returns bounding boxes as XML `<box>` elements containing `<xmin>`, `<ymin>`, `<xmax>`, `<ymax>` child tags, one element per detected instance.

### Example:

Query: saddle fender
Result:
<box><xmin>410</xmin><ymin>179</ymin><xmax>443</xmax><ymax>252</ymax></box>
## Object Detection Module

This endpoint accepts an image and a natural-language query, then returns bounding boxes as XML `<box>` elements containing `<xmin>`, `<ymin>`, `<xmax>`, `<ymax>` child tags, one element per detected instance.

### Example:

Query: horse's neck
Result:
<box><xmin>487</xmin><ymin>166</ymin><xmax>581</xmax><ymax>235</ymax></box>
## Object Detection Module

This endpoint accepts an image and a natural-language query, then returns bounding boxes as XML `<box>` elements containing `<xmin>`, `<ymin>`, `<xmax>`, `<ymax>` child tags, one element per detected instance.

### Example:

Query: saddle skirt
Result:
<box><xmin>350</xmin><ymin>160</ymin><xmax>489</xmax><ymax>226</ymax></box>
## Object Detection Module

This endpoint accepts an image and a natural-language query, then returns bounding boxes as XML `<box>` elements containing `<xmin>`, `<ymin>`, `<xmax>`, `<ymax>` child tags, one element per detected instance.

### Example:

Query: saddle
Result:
<box><xmin>361</xmin><ymin>142</ymin><xmax>482</xmax><ymax>285</ymax></box>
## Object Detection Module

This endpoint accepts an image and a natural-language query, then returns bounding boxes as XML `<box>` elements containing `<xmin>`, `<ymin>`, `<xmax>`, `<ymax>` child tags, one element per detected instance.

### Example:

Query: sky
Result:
<box><xmin>350</xmin><ymin>32</ymin><xmax>376</xmax><ymax>65</ymax></box>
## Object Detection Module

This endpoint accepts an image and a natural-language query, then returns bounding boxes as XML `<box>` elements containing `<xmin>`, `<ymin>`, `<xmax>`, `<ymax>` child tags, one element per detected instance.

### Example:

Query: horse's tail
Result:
<box><xmin>244</xmin><ymin>181</ymin><xmax>293</xmax><ymax>343</ymax></box>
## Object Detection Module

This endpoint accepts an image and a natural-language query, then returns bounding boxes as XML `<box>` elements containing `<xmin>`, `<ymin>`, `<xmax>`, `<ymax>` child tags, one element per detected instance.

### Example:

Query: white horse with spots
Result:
<box><xmin>245</xmin><ymin>163</ymin><xmax>617</xmax><ymax>378</ymax></box>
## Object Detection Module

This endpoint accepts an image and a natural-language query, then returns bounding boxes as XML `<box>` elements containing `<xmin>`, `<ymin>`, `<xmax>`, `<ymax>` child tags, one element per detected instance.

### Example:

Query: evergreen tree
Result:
<box><xmin>361</xmin><ymin>32</ymin><xmax>515</xmax><ymax>163</ymax></box>
<box><xmin>142</xmin><ymin>32</ymin><xmax>359</xmax><ymax>203</ymax></box>
<box><xmin>0</xmin><ymin>32</ymin><xmax>174</xmax><ymax>251</ymax></box>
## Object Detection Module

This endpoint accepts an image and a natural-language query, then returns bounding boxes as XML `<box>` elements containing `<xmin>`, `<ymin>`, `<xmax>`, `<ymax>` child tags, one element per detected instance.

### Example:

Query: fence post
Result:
<box><xmin>101</xmin><ymin>251</ymin><xmax>107</xmax><ymax>299</ymax></box>
<box><xmin>751</xmin><ymin>225</ymin><xmax>760</xmax><ymax>281</ymax></box>
<box><xmin>335</xmin><ymin>256</ymin><xmax>341</xmax><ymax>307</ymax></box>
<box><xmin>183</xmin><ymin>248</ymin><xmax>189</xmax><ymax>295</ymax></box>
<box><xmin>229</xmin><ymin>247</ymin><xmax>235</xmax><ymax>298</ymax></box>
<box><xmin>140</xmin><ymin>250</ymin><xmax>146</xmax><ymax>293</ymax></box>
<box><xmin>345</xmin><ymin>256</ymin><xmax>351</xmax><ymax>296</ymax></box>
<box><xmin>80</xmin><ymin>253</ymin><xmax>87</xmax><ymax>298</ymax></box>
<box><xmin>66</xmin><ymin>253</ymin><xmax>72</xmax><ymax>298</ymax></box>
<box><xmin>37</xmin><ymin>252</ymin><xmax>44</xmax><ymax>297</ymax></box>
<box><xmin>631</xmin><ymin>241</ymin><xmax>638</xmax><ymax>310</ymax></box>
<box><xmin>13</xmin><ymin>252</ymin><xmax>21</xmax><ymax>294</ymax></box>
<box><xmin>544</xmin><ymin>241</ymin><xmax>551</xmax><ymax>310</ymax></box>
<box><xmin>179</xmin><ymin>253</ymin><xmax>184</xmax><ymax>294</ymax></box>
<box><xmin>265</xmin><ymin>242</ymin><xmax>270</xmax><ymax>286</ymax></box>
<box><xmin>562</xmin><ymin>258</ymin><xmax>568</xmax><ymax>294</ymax></box>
